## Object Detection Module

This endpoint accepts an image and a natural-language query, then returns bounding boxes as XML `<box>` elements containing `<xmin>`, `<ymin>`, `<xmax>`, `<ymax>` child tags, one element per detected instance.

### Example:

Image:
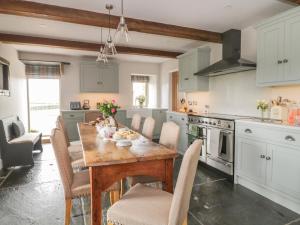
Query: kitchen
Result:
<box><xmin>0</xmin><ymin>1</ymin><xmax>300</xmax><ymax>225</ymax></box>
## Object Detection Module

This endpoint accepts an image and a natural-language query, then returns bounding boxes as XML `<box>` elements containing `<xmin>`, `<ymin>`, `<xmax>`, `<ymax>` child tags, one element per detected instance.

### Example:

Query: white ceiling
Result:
<box><xmin>0</xmin><ymin>0</ymin><xmax>294</xmax><ymax>62</ymax></box>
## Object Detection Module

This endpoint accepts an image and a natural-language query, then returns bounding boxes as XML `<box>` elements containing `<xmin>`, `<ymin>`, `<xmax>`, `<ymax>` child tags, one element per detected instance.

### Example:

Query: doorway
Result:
<box><xmin>171</xmin><ymin>71</ymin><xmax>179</xmax><ymax>111</ymax></box>
<box><xmin>27</xmin><ymin>78</ymin><xmax>60</xmax><ymax>136</ymax></box>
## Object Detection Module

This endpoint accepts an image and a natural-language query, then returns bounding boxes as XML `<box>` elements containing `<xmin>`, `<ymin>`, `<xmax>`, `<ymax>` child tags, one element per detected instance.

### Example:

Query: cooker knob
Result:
<box><xmin>209</xmin><ymin>122</ymin><xmax>212</xmax><ymax>125</ymax></box>
<box><xmin>228</xmin><ymin>124</ymin><xmax>231</xmax><ymax>129</ymax></box>
<box><xmin>213</xmin><ymin>122</ymin><xmax>216</xmax><ymax>125</ymax></box>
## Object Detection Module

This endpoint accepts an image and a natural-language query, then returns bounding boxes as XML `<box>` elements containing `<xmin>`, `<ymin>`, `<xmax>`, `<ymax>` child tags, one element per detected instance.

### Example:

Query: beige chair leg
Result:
<box><xmin>120</xmin><ymin>178</ymin><xmax>125</xmax><ymax>197</ymax></box>
<box><xmin>182</xmin><ymin>216</ymin><xmax>188</xmax><ymax>225</ymax></box>
<box><xmin>109</xmin><ymin>191</ymin><xmax>115</xmax><ymax>205</ymax></box>
<box><xmin>109</xmin><ymin>190</ymin><xmax>120</xmax><ymax>205</ymax></box>
<box><xmin>65</xmin><ymin>198</ymin><xmax>72</xmax><ymax>225</ymax></box>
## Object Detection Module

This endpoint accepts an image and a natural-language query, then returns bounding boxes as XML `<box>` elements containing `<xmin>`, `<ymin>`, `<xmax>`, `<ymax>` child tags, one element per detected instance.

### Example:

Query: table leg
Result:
<box><xmin>165</xmin><ymin>158</ymin><xmax>174</xmax><ymax>193</ymax></box>
<box><xmin>90</xmin><ymin>167</ymin><xmax>102</xmax><ymax>225</ymax></box>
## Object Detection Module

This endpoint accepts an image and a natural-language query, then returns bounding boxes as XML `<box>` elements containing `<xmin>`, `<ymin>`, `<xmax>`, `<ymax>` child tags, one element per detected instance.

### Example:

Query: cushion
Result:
<box><xmin>12</xmin><ymin>120</ymin><xmax>25</xmax><ymax>138</ymax></box>
<box><xmin>107</xmin><ymin>183</ymin><xmax>172</xmax><ymax>225</ymax></box>
<box><xmin>9</xmin><ymin>132</ymin><xmax>40</xmax><ymax>144</ymax></box>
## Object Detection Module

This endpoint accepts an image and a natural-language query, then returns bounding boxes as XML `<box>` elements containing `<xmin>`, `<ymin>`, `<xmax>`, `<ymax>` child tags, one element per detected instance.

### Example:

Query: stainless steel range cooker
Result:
<box><xmin>187</xmin><ymin>113</ymin><xmax>248</xmax><ymax>176</ymax></box>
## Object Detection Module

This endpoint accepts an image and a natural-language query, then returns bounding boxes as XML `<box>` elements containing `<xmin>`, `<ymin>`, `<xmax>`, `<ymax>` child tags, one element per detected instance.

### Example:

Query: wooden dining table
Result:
<box><xmin>78</xmin><ymin>123</ymin><xmax>177</xmax><ymax>225</ymax></box>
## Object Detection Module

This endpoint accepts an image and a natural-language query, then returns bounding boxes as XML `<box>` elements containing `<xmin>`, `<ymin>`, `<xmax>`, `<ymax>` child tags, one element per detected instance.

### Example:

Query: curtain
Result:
<box><xmin>25</xmin><ymin>63</ymin><xmax>63</xmax><ymax>78</ymax></box>
<box><xmin>131</xmin><ymin>75</ymin><xmax>150</xmax><ymax>83</ymax></box>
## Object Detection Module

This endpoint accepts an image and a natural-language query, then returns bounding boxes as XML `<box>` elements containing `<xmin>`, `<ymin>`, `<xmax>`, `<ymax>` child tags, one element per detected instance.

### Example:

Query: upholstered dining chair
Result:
<box><xmin>85</xmin><ymin>111</ymin><xmax>102</xmax><ymax>123</ymax></box>
<box><xmin>56</xmin><ymin>117</ymin><xmax>85</xmax><ymax>169</ymax></box>
<box><xmin>131</xmin><ymin>113</ymin><xmax>142</xmax><ymax>132</ymax></box>
<box><xmin>107</xmin><ymin>139</ymin><xmax>202</xmax><ymax>225</ymax></box>
<box><xmin>50</xmin><ymin>128</ymin><xmax>120</xmax><ymax>225</ymax></box>
<box><xmin>128</xmin><ymin>121</ymin><xmax>180</xmax><ymax>187</ymax></box>
<box><xmin>142</xmin><ymin>116</ymin><xmax>155</xmax><ymax>140</ymax></box>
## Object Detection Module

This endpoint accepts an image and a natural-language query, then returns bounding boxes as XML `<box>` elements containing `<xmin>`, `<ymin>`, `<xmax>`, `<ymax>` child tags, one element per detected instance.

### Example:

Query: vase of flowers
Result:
<box><xmin>98</xmin><ymin>100</ymin><xmax>120</xmax><ymax>128</ymax></box>
<box><xmin>136</xmin><ymin>95</ymin><xmax>146</xmax><ymax>108</ymax></box>
<box><xmin>257</xmin><ymin>100</ymin><xmax>269</xmax><ymax>121</ymax></box>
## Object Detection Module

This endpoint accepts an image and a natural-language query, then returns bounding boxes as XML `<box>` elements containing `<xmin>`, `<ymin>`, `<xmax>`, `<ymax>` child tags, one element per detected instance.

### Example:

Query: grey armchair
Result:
<box><xmin>0</xmin><ymin>116</ymin><xmax>43</xmax><ymax>169</ymax></box>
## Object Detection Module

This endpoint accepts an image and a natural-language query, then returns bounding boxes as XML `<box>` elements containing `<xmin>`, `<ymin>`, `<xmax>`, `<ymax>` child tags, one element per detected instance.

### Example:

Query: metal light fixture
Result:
<box><xmin>96</xmin><ymin>27</ymin><xmax>108</xmax><ymax>63</ymax></box>
<box><xmin>114</xmin><ymin>0</ymin><xmax>129</xmax><ymax>43</ymax></box>
<box><xmin>104</xmin><ymin>4</ymin><xmax>117</xmax><ymax>55</ymax></box>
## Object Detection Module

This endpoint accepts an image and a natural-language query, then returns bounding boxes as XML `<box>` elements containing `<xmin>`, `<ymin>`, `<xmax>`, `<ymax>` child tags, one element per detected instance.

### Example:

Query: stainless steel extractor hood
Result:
<box><xmin>194</xmin><ymin>29</ymin><xmax>256</xmax><ymax>77</ymax></box>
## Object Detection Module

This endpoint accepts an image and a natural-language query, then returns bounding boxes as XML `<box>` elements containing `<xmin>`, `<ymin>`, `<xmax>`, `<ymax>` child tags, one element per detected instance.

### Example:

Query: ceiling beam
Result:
<box><xmin>285</xmin><ymin>0</ymin><xmax>300</xmax><ymax>4</ymax></box>
<box><xmin>0</xmin><ymin>33</ymin><xmax>182</xmax><ymax>58</ymax></box>
<box><xmin>0</xmin><ymin>0</ymin><xmax>222</xmax><ymax>43</ymax></box>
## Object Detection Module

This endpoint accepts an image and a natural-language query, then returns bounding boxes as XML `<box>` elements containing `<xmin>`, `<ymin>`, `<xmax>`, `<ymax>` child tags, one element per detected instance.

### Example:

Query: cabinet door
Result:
<box><xmin>179</xmin><ymin>124</ymin><xmax>188</xmax><ymax>154</ymax></box>
<box><xmin>266</xmin><ymin>144</ymin><xmax>300</xmax><ymax>200</ymax></box>
<box><xmin>236</xmin><ymin>137</ymin><xmax>267</xmax><ymax>184</ymax></box>
<box><xmin>99</xmin><ymin>64</ymin><xmax>119</xmax><ymax>93</ymax></box>
<box><xmin>284</xmin><ymin>16</ymin><xmax>300</xmax><ymax>82</ymax></box>
<box><xmin>80</xmin><ymin>63</ymin><xmax>101</xmax><ymax>92</ymax></box>
<box><xmin>152</xmin><ymin>110</ymin><xmax>166</xmax><ymax>139</ymax></box>
<box><xmin>62</xmin><ymin>113</ymin><xmax>85</xmax><ymax>141</ymax></box>
<box><xmin>257</xmin><ymin>22</ymin><xmax>285</xmax><ymax>84</ymax></box>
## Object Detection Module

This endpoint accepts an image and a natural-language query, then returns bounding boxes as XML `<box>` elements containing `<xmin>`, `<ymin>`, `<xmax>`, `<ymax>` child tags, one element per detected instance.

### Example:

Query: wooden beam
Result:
<box><xmin>0</xmin><ymin>33</ymin><xmax>182</xmax><ymax>58</ymax></box>
<box><xmin>286</xmin><ymin>0</ymin><xmax>300</xmax><ymax>4</ymax></box>
<box><xmin>0</xmin><ymin>0</ymin><xmax>222</xmax><ymax>43</ymax></box>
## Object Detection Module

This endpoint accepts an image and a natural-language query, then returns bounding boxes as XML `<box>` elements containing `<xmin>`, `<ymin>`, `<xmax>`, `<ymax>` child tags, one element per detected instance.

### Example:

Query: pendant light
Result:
<box><xmin>114</xmin><ymin>0</ymin><xmax>129</xmax><ymax>43</ymax></box>
<box><xmin>96</xmin><ymin>27</ymin><xmax>108</xmax><ymax>63</ymax></box>
<box><xmin>104</xmin><ymin>4</ymin><xmax>117</xmax><ymax>55</ymax></box>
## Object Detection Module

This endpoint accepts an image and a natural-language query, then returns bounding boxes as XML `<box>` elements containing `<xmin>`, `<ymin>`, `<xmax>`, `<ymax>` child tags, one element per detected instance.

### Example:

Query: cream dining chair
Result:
<box><xmin>142</xmin><ymin>116</ymin><xmax>155</xmax><ymax>140</ymax></box>
<box><xmin>128</xmin><ymin>121</ymin><xmax>180</xmax><ymax>187</ymax></box>
<box><xmin>131</xmin><ymin>113</ymin><xmax>142</xmax><ymax>132</ymax></box>
<box><xmin>50</xmin><ymin>128</ymin><xmax>120</xmax><ymax>225</ymax></box>
<box><xmin>56</xmin><ymin>117</ymin><xmax>85</xmax><ymax>169</ymax></box>
<box><xmin>107</xmin><ymin>139</ymin><xmax>202</xmax><ymax>225</ymax></box>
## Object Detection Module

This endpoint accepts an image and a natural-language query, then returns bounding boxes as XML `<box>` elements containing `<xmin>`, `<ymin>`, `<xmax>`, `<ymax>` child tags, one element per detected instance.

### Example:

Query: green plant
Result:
<box><xmin>256</xmin><ymin>100</ymin><xmax>269</xmax><ymax>112</ymax></box>
<box><xmin>136</xmin><ymin>95</ymin><xmax>146</xmax><ymax>105</ymax></box>
<box><xmin>98</xmin><ymin>99</ymin><xmax>120</xmax><ymax>117</ymax></box>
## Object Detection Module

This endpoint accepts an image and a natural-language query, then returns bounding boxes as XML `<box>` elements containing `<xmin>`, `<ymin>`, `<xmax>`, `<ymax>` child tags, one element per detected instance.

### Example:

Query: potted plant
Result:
<box><xmin>257</xmin><ymin>100</ymin><xmax>269</xmax><ymax>121</ymax></box>
<box><xmin>98</xmin><ymin>100</ymin><xmax>120</xmax><ymax>128</ymax></box>
<box><xmin>136</xmin><ymin>95</ymin><xmax>146</xmax><ymax>108</ymax></box>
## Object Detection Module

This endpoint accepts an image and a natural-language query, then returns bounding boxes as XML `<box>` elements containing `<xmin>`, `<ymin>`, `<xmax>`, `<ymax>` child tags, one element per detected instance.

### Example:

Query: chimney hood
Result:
<box><xmin>194</xmin><ymin>29</ymin><xmax>256</xmax><ymax>77</ymax></box>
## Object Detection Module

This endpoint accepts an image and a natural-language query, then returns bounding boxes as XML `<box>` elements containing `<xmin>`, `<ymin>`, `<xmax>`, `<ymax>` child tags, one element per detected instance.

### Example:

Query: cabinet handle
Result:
<box><xmin>181</xmin><ymin>118</ymin><xmax>185</xmax><ymax>121</ymax></box>
<box><xmin>97</xmin><ymin>81</ymin><xmax>103</xmax><ymax>85</ymax></box>
<box><xmin>69</xmin><ymin>115</ymin><xmax>75</xmax><ymax>117</ymax></box>
<box><xmin>244</xmin><ymin>128</ymin><xmax>252</xmax><ymax>134</ymax></box>
<box><xmin>283</xmin><ymin>59</ymin><xmax>288</xmax><ymax>63</ymax></box>
<box><xmin>266</xmin><ymin>156</ymin><xmax>271</xmax><ymax>160</ymax></box>
<box><xmin>184</xmin><ymin>78</ymin><xmax>189</xmax><ymax>81</ymax></box>
<box><xmin>277</xmin><ymin>60</ymin><xmax>283</xmax><ymax>64</ymax></box>
<box><xmin>260</xmin><ymin>154</ymin><xmax>265</xmax><ymax>159</ymax></box>
<box><xmin>285</xmin><ymin>135</ymin><xmax>295</xmax><ymax>142</ymax></box>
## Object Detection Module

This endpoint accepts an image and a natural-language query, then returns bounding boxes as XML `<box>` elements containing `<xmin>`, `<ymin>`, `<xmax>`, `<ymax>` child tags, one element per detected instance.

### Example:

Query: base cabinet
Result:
<box><xmin>235</xmin><ymin>121</ymin><xmax>300</xmax><ymax>214</ymax></box>
<box><xmin>61</xmin><ymin>111</ymin><xmax>85</xmax><ymax>141</ymax></box>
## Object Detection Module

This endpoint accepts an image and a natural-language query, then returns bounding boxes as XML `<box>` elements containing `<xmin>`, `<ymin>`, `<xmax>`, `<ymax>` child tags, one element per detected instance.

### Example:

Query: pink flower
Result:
<box><xmin>112</xmin><ymin>99</ymin><xmax>116</xmax><ymax>103</ymax></box>
<box><xmin>111</xmin><ymin>108</ymin><xmax>116</xmax><ymax>113</ymax></box>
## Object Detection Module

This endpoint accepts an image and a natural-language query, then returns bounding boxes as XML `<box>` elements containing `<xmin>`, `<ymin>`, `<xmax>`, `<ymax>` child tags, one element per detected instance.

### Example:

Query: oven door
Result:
<box><xmin>187</xmin><ymin>124</ymin><xmax>207</xmax><ymax>160</ymax></box>
<box><xmin>218</xmin><ymin>129</ymin><xmax>234</xmax><ymax>162</ymax></box>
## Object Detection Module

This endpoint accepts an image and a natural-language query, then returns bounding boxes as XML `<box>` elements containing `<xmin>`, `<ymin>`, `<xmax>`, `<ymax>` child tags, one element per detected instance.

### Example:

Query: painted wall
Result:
<box><xmin>0</xmin><ymin>44</ymin><xmax>28</xmax><ymax>169</ymax></box>
<box><xmin>19</xmin><ymin>52</ymin><xmax>160</xmax><ymax>109</ymax></box>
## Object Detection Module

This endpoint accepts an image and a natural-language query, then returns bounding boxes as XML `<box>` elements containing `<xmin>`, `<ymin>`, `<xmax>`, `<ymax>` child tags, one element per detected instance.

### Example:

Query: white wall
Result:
<box><xmin>0</xmin><ymin>44</ymin><xmax>28</xmax><ymax>169</ymax></box>
<box><xmin>19</xmin><ymin>52</ymin><xmax>160</xmax><ymax>109</ymax></box>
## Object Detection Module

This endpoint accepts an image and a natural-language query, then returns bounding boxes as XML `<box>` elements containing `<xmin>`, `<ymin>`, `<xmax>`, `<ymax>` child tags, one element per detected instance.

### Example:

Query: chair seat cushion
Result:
<box><xmin>70</xmin><ymin>140</ymin><xmax>81</xmax><ymax>146</ymax></box>
<box><xmin>9</xmin><ymin>132</ymin><xmax>41</xmax><ymax>144</ymax></box>
<box><xmin>71</xmin><ymin>158</ymin><xmax>86</xmax><ymax>169</ymax></box>
<box><xmin>107</xmin><ymin>183</ymin><xmax>172</xmax><ymax>225</ymax></box>
<box><xmin>127</xmin><ymin>175</ymin><xmax>161</xmax><ymax>186</ymax></box>
<box><xmin>68</xmin><ymin>144</ymin><xmax>82</xmax><ymax>154</ymax></box>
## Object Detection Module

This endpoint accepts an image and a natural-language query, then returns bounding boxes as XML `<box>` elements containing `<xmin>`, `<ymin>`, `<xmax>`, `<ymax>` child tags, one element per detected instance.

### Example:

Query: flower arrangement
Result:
<box><xmin>257</xmin><ymin>99</ymin><xmax>269</xmax><ymax>120</ymax></box>
<box><xmin>136</xmin><ymin>95</ymin><xmax>146</xmax><ymax>107</ymax></box>
<box><xmin>98</xmin><ymin>100</ymin><xmax>120</xmax><ymax>117</ymax></box>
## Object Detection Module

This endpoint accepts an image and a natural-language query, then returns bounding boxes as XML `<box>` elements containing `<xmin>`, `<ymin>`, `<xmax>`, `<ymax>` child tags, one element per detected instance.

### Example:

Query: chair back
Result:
<box><xmin>56</xmin><ymin>116</ymin><xmax>70</xmax><ymax>147</ymax></box>
<box><xmin>85</xmin><ymin>111</ymin><xmax>102</xmax><ymax>123</ymax></box>
<box><xmin>142</xmin><ymin>117</ymin><xmax>155</xmax><ymax>140</ymax></box>
<box><xmin>159</xmin><ymin>121</ymin><xmax>180</xmax><ymax>150</ymax></box>
<box><xmin>168</xmin><ymin>140</ymin><xmax>202</xmax><ymax>225</ymax></box>
<box><xmin>131</xmin><ymin>114</ymin><xmax>141</xmax><ymax>132</ymax></box>
<box><xmin>50</xmin><ymin>128</ymin><xmax>74</xmax><ymax>199</ymax></box>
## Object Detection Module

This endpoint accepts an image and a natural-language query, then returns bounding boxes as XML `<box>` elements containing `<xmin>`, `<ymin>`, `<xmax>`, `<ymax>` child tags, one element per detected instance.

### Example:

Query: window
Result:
<box><xmin>131</xmin><ymin>75</ymin><xmax>149</xmax><ymax>107</ymax></box>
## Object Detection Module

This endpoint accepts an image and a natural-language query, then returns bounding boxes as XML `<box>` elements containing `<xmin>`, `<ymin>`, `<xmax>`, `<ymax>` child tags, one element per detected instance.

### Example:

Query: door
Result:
<box><xmin>100</xmin><ymin>65</ymin><xmax>119</xmax><ymax>93</ymax></box>
<box><xmin>257</xmin><ymin>22</ymin><xmax>285</xmax><ymax>84</ymax></box>
<box><xmin>171</xmin><ymin>71</ymin><xmax>179</xmax><ymax>111</ymax></box>
<box><xmin>266</xmin><ymin>144</ymin><xmax>300</xmax><ymax>200</ymax></box>
<box><xmin>284</xmin><ymin>16</ymin><xmax>300</xmax><ymax>82</ymax></box>
<box><xmin>236</xmin><ymin>137</ymin><xmax>267</xmax><ymax>184</ymax></box>
<box><xmin>80</xmin><ymin>63</ymin><xmax>101</xmax><ymax>92</ymax></box>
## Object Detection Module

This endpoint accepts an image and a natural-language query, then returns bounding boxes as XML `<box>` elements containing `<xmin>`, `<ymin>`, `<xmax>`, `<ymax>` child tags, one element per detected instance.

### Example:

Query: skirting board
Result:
<box><xmin>236</xmin><ymin>176</ymin><xmax>300</xmax><ymax>214</ymax></box>
<box><xmin>0</xmin><ymin>159</ymin><xmax>2</xmax><ymax>170</ymax></box>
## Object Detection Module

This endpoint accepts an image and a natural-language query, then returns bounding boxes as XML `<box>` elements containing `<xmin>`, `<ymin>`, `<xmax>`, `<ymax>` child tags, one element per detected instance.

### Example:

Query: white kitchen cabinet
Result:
<box><xmin>177</xmin><ymin>47</ymin><xmax>210</xmax><ymax>92</ymax></box>
<box><xmin>235</xmin><ymin>120</ymin><xmax>300</xmax><ymax>214</ymax></box>
<box><xmin>236</xmin><ymin>137</ymin><xmax>267</xmax><ymax>184</ymax></box>
<box><xmin>166</xmin><ymin>112</ymin><xmax>188</xmax><ymax>154</ymax></box>
<box><xmin>256</xmin><ymin>7</ymin><xmax>300</xmax><ymax>86</ymax></box>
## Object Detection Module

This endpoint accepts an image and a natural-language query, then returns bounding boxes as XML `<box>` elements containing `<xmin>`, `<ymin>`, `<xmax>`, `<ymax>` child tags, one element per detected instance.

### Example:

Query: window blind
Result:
<box><xmin>25</xmin><ymin>63</ymin><xmax>64</xmax><ymax>79</ymax></box>
<box><xmin>131</xmin><ymin>75</ymin><xmax>150</xmax><ymax>83</ymax></box>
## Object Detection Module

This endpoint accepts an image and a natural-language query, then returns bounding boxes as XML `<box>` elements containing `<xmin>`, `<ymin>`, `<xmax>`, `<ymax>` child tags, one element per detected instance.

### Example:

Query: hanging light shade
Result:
<box><xmin>104</xmin><ymin>4</ymin><xmax>117</xmax><ymax>56</ymax></box>
<box><xmin>114</xmin><ymin>0</ymin><xmax>129</xmax><ymax>43</ymax></box>
<box><xmin>96</xmin><ymin>27</ymin><xmax>108</xmax><ymax>63</ymax></box>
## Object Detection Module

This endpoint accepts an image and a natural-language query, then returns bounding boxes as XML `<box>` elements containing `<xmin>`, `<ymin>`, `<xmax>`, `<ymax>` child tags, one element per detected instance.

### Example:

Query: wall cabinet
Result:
<box><xmin>235</xmin><ymin>120</ymin><xmax>300</xmax><ymax>214</ymax></box>
<box><xmin>257</xmin><ymin>7</ymin><xmax>300</xmax><ymax>86</ymax></box>
<box><xmin>166</xmin><ymin>112</ymin><xmax>188</xmax><ymax>154</ymax></box>
<box><xmin>80</xmin><ymin>62</ymin><xmax>119</xmax><ymax>93</ymax></box>
<box><xmin>177</xmin><ymin>47</ymin><xmax>211</xmax><ymax>92</ymax></box>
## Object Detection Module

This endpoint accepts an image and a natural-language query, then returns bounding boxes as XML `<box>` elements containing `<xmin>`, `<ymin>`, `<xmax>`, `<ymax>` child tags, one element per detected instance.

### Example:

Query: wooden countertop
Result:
<box><xmin>78</xmin><ymin>123</ymin><xmax>177</xmax><ymax>167</ymax></box>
